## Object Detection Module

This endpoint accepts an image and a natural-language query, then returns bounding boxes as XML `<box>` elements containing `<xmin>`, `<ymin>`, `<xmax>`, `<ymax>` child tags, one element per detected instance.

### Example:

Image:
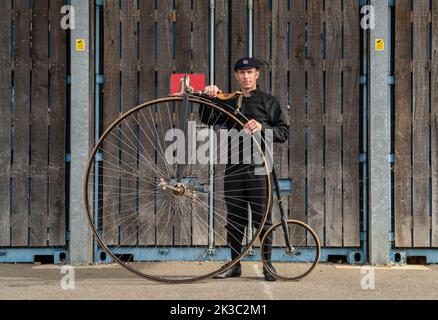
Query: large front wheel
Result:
<box><xmin>83</xmin><ymin>96</ymin><xmax>272</xmax><ymax>283</ymax></box>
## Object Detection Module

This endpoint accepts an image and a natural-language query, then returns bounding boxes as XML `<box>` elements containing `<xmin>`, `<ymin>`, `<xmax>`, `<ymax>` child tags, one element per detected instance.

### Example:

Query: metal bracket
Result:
<box><xmin>96</xmin><ymin>75</ymin><xmax>104</xmax><ymax>84</ymax></box>
<box><xmin>388</xmin><ymin>75</ymin><xmax>395</xmax><ymax>85</ymax></box>
<box><xmin>389</xmin><ymin>232</ymin><xmax>395</xmax><ymax>242</ymax></box>
<box><xmin>388</xmin><ymin>154</ymin><xmax>394</xmax><ymax>164</ymax></box>
<box><xmin>279</xmin><ymin>179</ymin><xmax>292</xmax><ymax>195</ymax></box>
<box><xmin>95</xmin><ymin>152</ymin><xmax>103</xmax><ymax>162</ymax></box>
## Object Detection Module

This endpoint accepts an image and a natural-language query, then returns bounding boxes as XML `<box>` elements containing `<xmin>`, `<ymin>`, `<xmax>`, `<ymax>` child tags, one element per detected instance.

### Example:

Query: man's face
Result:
<box><xmin>234</xmin><ymin>68</ymin><xmax>260</xmax><ymax>90</ymax></box>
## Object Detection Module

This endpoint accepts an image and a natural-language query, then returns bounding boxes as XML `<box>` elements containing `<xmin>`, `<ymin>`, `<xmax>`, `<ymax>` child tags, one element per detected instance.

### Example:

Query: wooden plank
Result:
<box><xmin>306</xmin><ymin>0</ymin><xmax>325</xmax><ymax>245</ymax></box>
<box><xmin>342</xmin><ymin>0</ymin><xmax>361</xmax><ymax>247</ymax></box>
<box><xmin>432</xmin><ymin>0</ymin><xmax>438</xmax><ymax>247</ymax></box>
<box><xmin>412</xmin><ymin>0</ymin><xmax>430</xmax><ymax>247</ymax></box>
<box><xmin>173</xmin><ymin>0</ymin><xmax>192</xmax><ymax>246</ymax></box>
<box><xmin>289</xmin><ymin>0</ymin><xmax>307</xmax><ymax>244</ymax></box>
<box><xmin>230</xmin><ymin>0</ymin><xmax>248</xmax><ymax>81</ymax></box>
<box><xmin>137</xmin><ymin>0</ymin><xmax>156</xmax><ymax>246</ymax></box>
<box><xmin>155</xmin><ymin>0</ymin><xmax>174</xmax><ymax>246</ymax></box>
<box><xmin>271</xmin><ymin>0</ymin><xmax>289</xmax><ymax>179</ymax></box>
<box><xmin>119</xmin><ymin>0</ymin><xmax>138</xmax><ymax>246</ymax></box>
<box><xmin>29</xmin><ymin>0</ymin><xmax>49</xmax><ymax>247</ymax></box>
<box><xmin>213</xmin><ymin>0</ymin><xmax>230</xmax><ymax>245</ymax></box>
<box><xmin>11</xmin><ymin>0</ymin><xmax>31</xmax><ymax>246</ymax></box>
<box><xmin>102</xmin><ymin>0</ymin><xmax>121</xmax><ymax>245</ymax></box>
<box><xmin>191</xmin><ymin>0</ymin><xmax>210</xmax><ymax>246</ymax></box>
<box><xmin>0</xmin><ymin>0</ymin><xmax>12</xmax><ymax>246</ymax></box>
<box><xmin>324</xmin><ymin>0</ymin><xmax>343</xmax><ymax>247</ymax></box>
<box><xmin>175</xmin><ymin>0</ymin><xmax>191</xmax><ymax>74</ymax></box>
<box><xmin>394</xmin><ymin>0</ymin><xmax>412</xmax><ymax>247</ymax></box>
<box><xmin>271</xmin><ymin>0</ymin><xmax>289</xmax><ymax>245</ymax></box>
<box><xmin>48</xmin><ymin>0</ymin><xmax>67</xmax><ymax>246</ymax></box>
<box><xmin>229</xmin><ymin>0</ymin><xmax>248</xmax><ymax>247</ymax></box>
<box><xmin>253</xmin><ymin>0</ymin><xmax>270</xmax><ymax>92</ymax></box>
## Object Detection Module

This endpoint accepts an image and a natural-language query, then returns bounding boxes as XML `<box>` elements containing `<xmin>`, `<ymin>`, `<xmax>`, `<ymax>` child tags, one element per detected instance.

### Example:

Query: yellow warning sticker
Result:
<box><xmin>76</xmin><ymin>39</ymin><xmax>86</xmax><ymax>52</ymax></box>
<box><xmin>375</xmin><ymin>39</ymin><xmax>384</xmax><ymax>51</ymax></box>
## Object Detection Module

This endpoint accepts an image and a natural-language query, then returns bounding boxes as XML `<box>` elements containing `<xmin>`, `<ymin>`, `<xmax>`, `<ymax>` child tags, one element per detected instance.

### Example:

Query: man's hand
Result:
<box><xmin>203</xmin><ymin>85</ymin><xmax>222</xmax><ymax>98</ymax></box>
<box><xmin>244</xmin><ymin>119</ymin><xmax>262</xmax><ymax>134</ymax></box>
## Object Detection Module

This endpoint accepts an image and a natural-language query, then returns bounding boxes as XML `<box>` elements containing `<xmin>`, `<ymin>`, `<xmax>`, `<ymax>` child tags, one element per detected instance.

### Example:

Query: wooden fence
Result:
<box><xmin>394</xmin><ymin>0</ymin><xmax>438</xmax><ymax>248</ymax></box>
<box><xmin>2</xmin><ymin>0</ymin><xmax>438</xmax><ymax>255</ymax></box>
<box><xmin>0</xmin><ymin>0</ymin><xmax>67</xmax><ymax>247</ymax></box>
<box><xmin>100</xmin><ymin>0</ymin><xmax>361</xmax><ymax>248</ymax></box>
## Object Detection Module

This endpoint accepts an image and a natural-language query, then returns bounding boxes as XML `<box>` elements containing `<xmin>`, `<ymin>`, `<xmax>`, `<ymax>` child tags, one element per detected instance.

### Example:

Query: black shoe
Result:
<box><xmin>214</xmin><ymin>264</ymin><xmax>242</xmax><ymax>279</ymax></box>
<box><xmin>263</xmin><ymin>265</ymin><xmax>278</xmax><ymax>282</ymax></box>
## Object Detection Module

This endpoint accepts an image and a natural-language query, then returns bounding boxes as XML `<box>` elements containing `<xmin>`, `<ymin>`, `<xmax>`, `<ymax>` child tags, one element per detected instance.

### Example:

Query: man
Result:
<box><xmin>200</xmin><ymin>57</ymin><xmax>289</xmax><ymax>281</ymax></box>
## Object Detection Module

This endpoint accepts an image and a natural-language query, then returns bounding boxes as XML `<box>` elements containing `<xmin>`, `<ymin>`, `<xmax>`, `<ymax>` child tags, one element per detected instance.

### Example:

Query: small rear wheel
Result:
<box><xmin>260</xmin><ymin>219</ymin><xmax>320</xmax><ymax>281</ymax></box>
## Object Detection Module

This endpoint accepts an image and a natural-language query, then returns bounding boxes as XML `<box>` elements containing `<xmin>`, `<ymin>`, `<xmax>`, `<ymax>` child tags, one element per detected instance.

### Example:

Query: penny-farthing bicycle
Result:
<box><xmin>83</xmin><ymin>76</ymin><xmax>320</xmax><ymax>283</ymax></box>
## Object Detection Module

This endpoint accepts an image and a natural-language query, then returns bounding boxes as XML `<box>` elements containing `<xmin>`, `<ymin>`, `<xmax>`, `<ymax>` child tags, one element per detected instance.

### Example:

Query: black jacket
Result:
<box><xmin>198</xmin><ymin>86</ymin><xmax>289</xmax><ymax>169</ymax></box>
<box><xmin>198</xmin><ymin>86</ymin><xmax>289</xmax><ymax>143</ymax></box>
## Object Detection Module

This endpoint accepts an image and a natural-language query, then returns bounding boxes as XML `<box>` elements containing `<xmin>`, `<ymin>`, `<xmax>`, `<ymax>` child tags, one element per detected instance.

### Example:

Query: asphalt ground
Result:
<box><xmin>0</xmin><ymin>261</ymin><xmax>437</xmax><ymax>300</ymax></box>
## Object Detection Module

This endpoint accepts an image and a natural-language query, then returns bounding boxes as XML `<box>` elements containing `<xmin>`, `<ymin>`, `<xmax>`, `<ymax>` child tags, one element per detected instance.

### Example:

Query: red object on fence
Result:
<box><xmin>170</xmin><ymin>74</ymin><xmax>206</xmax><ymax>94</ymax></box>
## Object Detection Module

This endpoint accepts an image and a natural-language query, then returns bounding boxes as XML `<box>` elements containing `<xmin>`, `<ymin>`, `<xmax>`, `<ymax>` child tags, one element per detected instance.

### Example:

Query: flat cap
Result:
<box><xmin>234</xmin><ymin>57</ymin><xmax>262</xmax><ymax>71</ymax></box>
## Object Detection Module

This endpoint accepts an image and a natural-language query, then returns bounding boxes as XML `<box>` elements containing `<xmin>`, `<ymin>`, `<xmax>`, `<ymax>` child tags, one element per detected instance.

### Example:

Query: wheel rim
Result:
<box><xmin>261</xmin><ymin>220</ymin><xmax>321</xmax><ymax>281</ymax></box>
<box><xmin>83</xmin><ymin>96</ymin><xmax>272</xmax><ymax>283</ymax></box>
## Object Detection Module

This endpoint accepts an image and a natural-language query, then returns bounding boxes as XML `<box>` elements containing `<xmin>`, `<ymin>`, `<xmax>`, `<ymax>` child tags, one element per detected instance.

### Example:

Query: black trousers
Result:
<box><xmin>224</xmin><ymin>164</ymin><xmax>273</xmax><ymax>265</ymax></box>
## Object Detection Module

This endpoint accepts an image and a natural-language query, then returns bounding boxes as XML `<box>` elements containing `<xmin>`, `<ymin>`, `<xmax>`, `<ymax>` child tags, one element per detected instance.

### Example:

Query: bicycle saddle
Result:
<box><xmin>215</xmin><ymin>91</ymin><xmax>243</xmax><ymax>100</ymax></box>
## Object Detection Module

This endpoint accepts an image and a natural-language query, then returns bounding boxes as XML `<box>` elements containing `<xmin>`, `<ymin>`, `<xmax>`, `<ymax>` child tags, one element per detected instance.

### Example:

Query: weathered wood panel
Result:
<box><xmin>191</xmin><ymin>0</ymin><xmax>210</xmax><ymax>246</ymax></box>
<box><xmin>394</xmin><ymin>0</ymin><xmax>438</xmax><ymax>248</ymax></box>
<box><xmin>138</xmin><ymin>0</ymin><xmax>157</xmax><ymax>246</ymax></box>
<box><xmin>342</xmin><ymin>0</ymin><xmax>361</xmax><ymax>247</ymax></box>
<box><xmin>30</xmin><ymin>0</ymin><xmax>50</xmax><ymax>246</ymax></box>
<box><xmin>0</xmin><ymin>0</ymin><xmax>12</xmax><ymax>246</ymax></box>
<box><xmin>97</xmin><ymin>0</ymin><xmax>363</xmax><ymax>250</ymax></box>
<box><xmin>48</xmin><ymin>0</ymin><xmax>67</xmax><ymax>246</ymax></box>
<box><xmin>119</xmin><ymin>0</ymin><xmax>138</xmax><ymax>246</ymax></box>
<box><xmin>325</xmin><ymin>0</ymin><xmax>343</xmax><ymax>247</ymax></box>
<box><xmin>306</xmin><ymin>0</ymin><xmax>325</xmax><ymax>245</ymax></box>
<box><xmin>432</xmin><ymin>0</ymin><xmax>438</xmax><ymax>247</ymax></box>
<box><xmin>214</xmin><ymin>0</ymin><xmax>230</xmax><ymax>246</ymax></box>
<box><xmin>289</xmin><ymin>0</ymin><xmax>307</xmax><ymax>244</ymax></box>
<box><xmin>102</xmin><ymin>0</ymin><xmax>121</xmax><ymax>245</ymax></box>
<box><xmin>394</xmin><ymin>0</ymin><xmax>413</xmax><ymax>247</ymax></box>
<box><xmin>11</xmin><ymin>0</ymin><xmax>31</xmax><ymax>246</ymax></box>
<box><xmin>411</xmin><ymin>0</ymin><xmax>430</xmax><ymax>247</ymax></box>
<box><xmin>155</xmin><ymin>0</ymin><xmax>174</xmax><ymax>246</ymax></box>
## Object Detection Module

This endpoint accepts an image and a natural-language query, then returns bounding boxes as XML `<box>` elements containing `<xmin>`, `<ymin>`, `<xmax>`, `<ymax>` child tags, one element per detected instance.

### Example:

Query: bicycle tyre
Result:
<box><xmin>260</xmin><ymin>219</ymin><xmax>321</xmax><ymax>281</ymax></box>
